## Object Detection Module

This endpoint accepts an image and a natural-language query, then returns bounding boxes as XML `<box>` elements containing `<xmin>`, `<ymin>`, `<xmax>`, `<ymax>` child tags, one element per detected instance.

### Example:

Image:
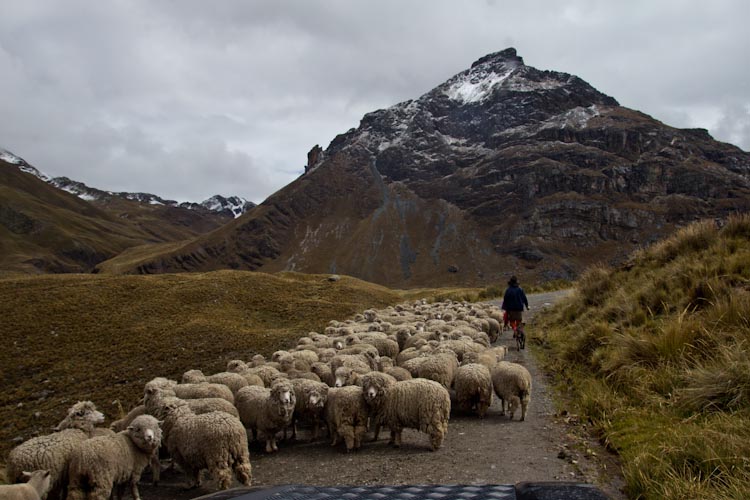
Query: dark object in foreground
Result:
<box><xmin>193</xmin><ymin>482</ymin><xmax>610</xmax><ymax>500</ymax></box>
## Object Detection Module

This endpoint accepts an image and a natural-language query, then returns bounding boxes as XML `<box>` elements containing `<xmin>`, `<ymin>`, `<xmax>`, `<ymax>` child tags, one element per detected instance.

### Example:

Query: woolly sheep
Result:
<box><xmin>289</xmin><ymin>379</ymin><xmax>329</xmax><ymax>441</ymax></box>
<box><xmin>357</xmin><ymin>372</ymin><xmax>397</xmax><ymax>441</ymax></box>
<box><xmin>413</xmin><ymin>351</ymin><xmax>459</xmax><ymax>389</ymax></box>
<box><xmin>333</xmin><ymin>366</ymin><xmax>362</xmax><ymax>387</ymax></box>
<box><xmin>453</xmin><ymin>363</ymin><xmax>493</xmax><ymax>418</ymax></box>
<box><xmin>0</xmin><ymin>470</ymin><xmax>51</xmax><ymax>500</ymax></box>
<box><xmin>6</xmin><ymin>402</ymin><xmax>106</xmax><ymax>500</ymax></box>
<box><xmin>360</xmin><ymin>378</ymin><xmax>450</xmax><ymax>450</ymax></box>
<box><xmin>384</xmin><ymin>366</ymin><xmax>412</xmax><ymax>382</ymax></box>
<box><xmin>491</xmin><ymin>361</ymin><xmax>532</xmax><ymax>421</ymax></box>
<box><xmin>109</xmin><ymin>405</ymin><xmax>146</xmax><ymax>433</ymax></box>
<box><xmin>181</xmin><ymin>370</ymin><xmax>249</xmax><ymax>396</ymax></box>
<box><xmin>235</xmin><ymin>379</ymin><xmax>296</xmax><ymax>453</ymax></box>
<box><xmin>159</xmin><ymin>401</ymin><xmax>252</xmax><ymax>489</ymax></box>
<box><xmin>144</xmin><ymin>386</ymin><xmax>239</xmax><ymax>419</ymax></box>
<box><xmin>323</xmin><ymin>386</ymin><xmax>369</xmax><ymax>452</ymax></box>
<box><xmin>461</xmin><ymin>346</ymin><xmax>506</xmax><ymax>370</ymax></box>
<box><xmin>144</xmin><ymin>378</ymin><xmax>234</xmax><ymax>404</ymax></box>
<box><xmin>223</xmin><ymin>360</ymin><xmax>265</xmax><ymax>387</ymax></box>
<box><xmin>66</xmin><ymin>415</ymin><xmax>162</xmax><ymax>500</ymax></box>
<box><xmin>310</xmin><ymin>362</ymin><xmax>335</xmax><ymax>387</ymax></box>
<box><xmin>329</xmin><ymin>354</ymin><xmax>374</xmax><ymax>375</ymax></box>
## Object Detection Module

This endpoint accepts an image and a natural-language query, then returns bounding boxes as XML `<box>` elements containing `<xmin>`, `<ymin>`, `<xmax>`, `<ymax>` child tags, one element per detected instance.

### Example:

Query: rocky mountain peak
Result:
<box><xmin>470</xmin><ymin>47</ymin><xmax>524</xmax><ymax>68</ymax></box>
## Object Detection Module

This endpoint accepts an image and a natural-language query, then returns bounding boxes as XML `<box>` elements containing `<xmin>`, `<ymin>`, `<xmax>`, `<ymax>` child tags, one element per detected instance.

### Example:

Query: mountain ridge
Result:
<box><xmin>0</xmin><ymin>148</ymin><xmax>256</xmax><ymax>218</ymax></box>
<box><xmin>13</xmin><ymin>48</ymin><xmax>750</xmax><ymax>285</ymax></box>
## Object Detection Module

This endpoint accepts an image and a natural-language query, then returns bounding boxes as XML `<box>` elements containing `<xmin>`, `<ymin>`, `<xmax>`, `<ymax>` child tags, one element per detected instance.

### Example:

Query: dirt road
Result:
<box><xmin>141</xmin><ymin>290</ymin><xmax>626</xmax><ymax>499</ymax></box>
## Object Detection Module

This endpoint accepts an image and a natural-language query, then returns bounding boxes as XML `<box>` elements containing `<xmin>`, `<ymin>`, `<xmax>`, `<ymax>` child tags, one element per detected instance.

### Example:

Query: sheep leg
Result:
<box><xmin>129</xmin><ymin>477</ymin><xmax>143</xmax><ymax>500</ymax></box>
<box><xmin>233</xmin><ymin>458</ymin><xmax>253</xmax><ymax>486</ymax></box>
<box><xmin>429</xmin><ymin>429</ymin><xmax>445</xmax><ymax>450</ymax></box>
<box><xmin>341</xmin><ymin>425</ymin><xmax>356</xmax><ymax>452</ymax></box>
<box><xmin>215</xmin><ymin>467</ymin><xmax>233</xmax><ymax>490</ymax></box>
<box><xmin>394</xmin><ymin>430</ymin><xmax>402</xmax><ymax>448</ymax></box>
<box><xmin>388</xmin><ymin>430</ymin><xmax>396</xmax><ymax>446</ymax></box>
<box><xmin>150</xmin><ymin>453</ymin><xmax>161</xmax><ymax>486</ymax></box>
<box><xmin>88</xmin><ymin>483</ymin><xmax>112</xmax><ymax>500</ymax></box>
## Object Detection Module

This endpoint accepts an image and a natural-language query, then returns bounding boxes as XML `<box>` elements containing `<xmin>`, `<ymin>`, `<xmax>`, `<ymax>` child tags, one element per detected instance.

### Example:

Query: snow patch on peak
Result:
<box><xmin>0</xmin><ymin>148</ymin><xmax>22</xmax><ymax>165</ymax></box>
<box><xmin>445</xmin><ymin>63</ymin><xmax>517</xmax><ymax>104</ymax></box>
<box><xmin>541</xmin><ymin>105</ymin><xmax>601</xmax><ymax>130</ymax></box>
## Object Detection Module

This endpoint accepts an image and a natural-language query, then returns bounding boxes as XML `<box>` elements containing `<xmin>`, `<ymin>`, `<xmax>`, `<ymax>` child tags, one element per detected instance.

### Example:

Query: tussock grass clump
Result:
<box><xmin>536</xmin><ymin>214</ymin><xmax>750</xmax><ymax>499</ymax></box>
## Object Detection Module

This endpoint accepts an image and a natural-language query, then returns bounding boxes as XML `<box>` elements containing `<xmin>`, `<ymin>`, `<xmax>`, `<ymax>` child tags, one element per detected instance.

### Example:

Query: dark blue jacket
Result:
<box><xmin>501</xmin><ymin>284</ymin><xmax>528</xmax><ymax>312</ymax></box>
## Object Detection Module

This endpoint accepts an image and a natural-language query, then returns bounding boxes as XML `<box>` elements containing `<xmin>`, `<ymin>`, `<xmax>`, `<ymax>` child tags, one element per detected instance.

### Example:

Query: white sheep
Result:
<box><xmin>491</xmin><ymin>361</ymin><xmax>532</xmax><ymax>421</ymax></box>
<box><xmin>289</xmin><ymin>379</ymin><xmax>329</xmax><ymax>441</ymax></box>
<box><xmin>235</xmin><ymin>379</ymin><xmax>296</xmax><ymax>453</ymax></box>
<box><xmin>360</xmin><ymin>378</ymin><xmax>450</xmax><ymax>450</ymax></box>
<box><xmin>333</xmin><ymin>366</ymin><xmax>363</xmax><ymax>387</ymax></box>
<box><xmin>453</xmin><ymin>363</ymin><xmax>494</xmax><ymax>418</ymax></box>
<box><xmin>66</xmin><ymin>415</ymin><xmax>162</xmax><ymax>500</ymax></box>
<box><xmin>6</xmin><ymin>402</ymin><xmax>106</xmax><ymax>500</ymax></box>
<box><xmin>0</xmin><ymin>470</ymin><xmax>52</xmax><ymax>500</ymax></box>
<box><xmin>144</xmin><ymin>378</ymin><xmax>234</xmax><ymax>404</ymax></box>
<box><xmin>323</xmin><ymin>386</ymin><xmax>369</xmax><ymax>452</ymax></box>
<box><xmin>144</xmin><ymin>386</ymin><xmax>239</xmax><ymax>419</ymax></box>
<box><xmin>159</xmin><ymin>401</ymin><xmax>252</xmax><ymax>489</ymax></box>
<box><xmin>181</xmin><ymin>369</ymin><xmax>249</xmax><ymax>396</ymax></box>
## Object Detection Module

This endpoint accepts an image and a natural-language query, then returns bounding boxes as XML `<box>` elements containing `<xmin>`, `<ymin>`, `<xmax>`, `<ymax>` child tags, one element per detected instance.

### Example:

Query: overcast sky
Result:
<box><xmin>2</xmin><ymin>1</ymin><xmax>749</xmax><ymax>204</ymax></box>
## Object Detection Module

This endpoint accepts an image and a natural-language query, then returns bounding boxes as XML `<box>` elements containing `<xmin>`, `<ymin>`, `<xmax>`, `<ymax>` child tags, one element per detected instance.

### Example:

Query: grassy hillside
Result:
<box><xmin>0</xmin><ymin>162</ymin><xmax>230</xmax><ymax>275</ymax></box>
<box><xmin>0</xmin><ymin>270</ymin><xmax>401</xmax><ymax>462</ymax></box>
<box><xmin>536</xmin><ymin>214</ymin><xmax>750</xmax><ymax>499</ymax></box>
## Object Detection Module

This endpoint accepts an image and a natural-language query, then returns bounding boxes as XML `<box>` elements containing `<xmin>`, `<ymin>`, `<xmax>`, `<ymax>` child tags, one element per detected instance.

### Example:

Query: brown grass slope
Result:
<box><xmin>0</xmin><ymin>270</ymin><xmax>400</xmax><ymax>463</ymax></box>
<box><xmin>0</xmin><ymin>162</ymin><xmax>229</xmax><ymax>275</ymax></box>
<box><xmin>536</xmin><ymin>214</ymin><xmax>750</xmax><ymax>499</ymax></box>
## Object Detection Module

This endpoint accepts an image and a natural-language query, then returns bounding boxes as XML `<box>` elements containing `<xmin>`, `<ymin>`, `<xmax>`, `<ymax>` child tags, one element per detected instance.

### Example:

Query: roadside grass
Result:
<box><xmin>0</xmin><ymin>270</ymin><xmax>401</xmax><ymax>463</ymax></box>
<box><xmin>535</xmin><ymin>214</ymin><xmax>750</xmax><ymax>499</ymax></box>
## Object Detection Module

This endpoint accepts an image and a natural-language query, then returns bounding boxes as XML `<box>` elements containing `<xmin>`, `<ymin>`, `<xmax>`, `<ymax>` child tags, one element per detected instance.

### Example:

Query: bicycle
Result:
<box><xmin>509</xmin><ymin>319</ymin><xmax>526</xmax><ymax>351</ymax></box>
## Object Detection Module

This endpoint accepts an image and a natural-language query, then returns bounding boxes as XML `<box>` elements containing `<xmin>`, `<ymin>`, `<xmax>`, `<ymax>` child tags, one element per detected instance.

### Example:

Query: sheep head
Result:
<box><xmin>127</xmin><ymin>415</ymin><xmax>162</xmax><ymax>453</ymax></box>
<box><xmin>270</xmin><ymin>379</ymin><xmax>296</xmax><ymax>413</ymax></box>
<box><xmin>54</xmin><ymin>401</ymin><xmax>105</xmax><ymax>432</ymax></box>
<box><xmin>181</xmin><ymin>369</ymin><xmax>205</xmax><ymax>384</ymax></box>
<box><xmin>334</xmin><ymin>366</ymin><xmax>358</xmax><ymax>388</ymax></box>
<box><xmin>22</xmin><ymin>470</ymin><xmax>51</xmax><ymax>496</ymax></box>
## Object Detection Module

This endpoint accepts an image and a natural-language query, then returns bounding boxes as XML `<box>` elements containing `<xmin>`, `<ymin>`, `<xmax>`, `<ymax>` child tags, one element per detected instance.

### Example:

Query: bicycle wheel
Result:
<box><xmin>516</xmin><ymin>325</ymin><xmax>525</xmax><ymax>350</ymax></box>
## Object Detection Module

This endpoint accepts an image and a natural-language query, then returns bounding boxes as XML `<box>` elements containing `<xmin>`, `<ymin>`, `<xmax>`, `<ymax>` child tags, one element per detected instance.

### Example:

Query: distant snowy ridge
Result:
<box><xmin>1</xmin><ymin>147</ymin><xmax>255</xmax><ymax>217</ymax></box>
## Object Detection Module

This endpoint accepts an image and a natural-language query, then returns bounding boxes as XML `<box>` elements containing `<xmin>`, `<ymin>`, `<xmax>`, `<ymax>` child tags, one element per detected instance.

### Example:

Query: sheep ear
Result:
<box><xmin>52</xmin><ymin>425</ymin><xmax>61</xmax><ymax>431</ymax></box>
<box><xmin>21</xmin><ymin>471</ymin><xmax>32</xmax><ymax>480</ymax></box>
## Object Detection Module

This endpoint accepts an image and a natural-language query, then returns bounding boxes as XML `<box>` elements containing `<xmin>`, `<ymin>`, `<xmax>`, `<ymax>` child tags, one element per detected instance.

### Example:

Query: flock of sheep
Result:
<box><xmin>2</xmin><ymin>298</ymin><xmax>533</xmax><ymax>500</ymax></box>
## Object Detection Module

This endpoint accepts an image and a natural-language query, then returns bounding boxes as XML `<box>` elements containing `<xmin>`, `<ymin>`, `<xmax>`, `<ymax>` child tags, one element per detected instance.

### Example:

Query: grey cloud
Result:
<box><xmin>1</xmin><ymin>0</ymin><xmax>748</xmax><ymax>208</ymax></box>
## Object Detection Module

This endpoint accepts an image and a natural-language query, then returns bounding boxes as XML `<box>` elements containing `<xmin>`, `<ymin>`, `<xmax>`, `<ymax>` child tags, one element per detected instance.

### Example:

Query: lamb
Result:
<box><xmin>453</xmin><ymin>363</ymin><xmax>494</xmax><ymax>418</ymax></box>
<box><xmin>66</xmin><ymin>415</ymin><xmax>162</xmax><ymax>500</ymax></box>
<box><xmin>0</xmin><ymin>470</ymin><xmax>51</xmax><ymax>500</ymax></box>
<box><xmin>289</xmin><ymin>379</ymin><xmax>329</xmax><ymax>440</ymax></box>
<box><xmin>159</xmin><ymin>401</ymin><xmax>252</xmax><ymax>489</ymax></box>
<box><xmin>181</xmin><ymin>370</ymin><xmax>249</xmax><ymax>396</ymax></box>
<box><xmin>235</xmin><ymin>379</ymin><xmax>296</xmax><ymax>453</ymax></box>
<box><xmin>491</xmin><ymin>361</ymin><xmax>532</xmax><ymax>421</ymax></box>
<box><xmin>6</xmin><ymin>402</ymin><xmax>106</xmax><ymax>500</ymax></box>
<box><xmin>323</xmin><ymin>386</ymin><xmax>369</xmax><ymax>452</ymax></box>
<box><xmin>360</xmin><ymin>378</ymin><xmax>450</xmax><ymax>450</ymax></box>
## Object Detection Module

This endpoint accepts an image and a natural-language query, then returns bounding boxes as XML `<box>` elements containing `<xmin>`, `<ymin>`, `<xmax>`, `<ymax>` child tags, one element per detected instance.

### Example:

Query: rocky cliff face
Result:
<box><xmin>100</xmin><ymin>48</ymin><xmax>750</xmax><ymax>286</ymax></box>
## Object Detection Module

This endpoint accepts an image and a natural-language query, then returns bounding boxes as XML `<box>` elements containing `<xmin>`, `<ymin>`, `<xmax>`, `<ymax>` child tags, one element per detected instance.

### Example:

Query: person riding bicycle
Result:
<box><xmin>501</xmin><ymin>276</ymin><xmax>529</xmax><ymax>338</ymax></box>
